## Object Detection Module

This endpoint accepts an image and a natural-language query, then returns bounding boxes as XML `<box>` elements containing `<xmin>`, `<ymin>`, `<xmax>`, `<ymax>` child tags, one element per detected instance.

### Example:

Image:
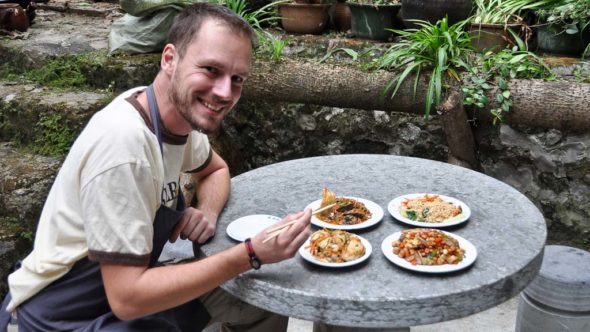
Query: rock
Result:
<box><xmin>0</xmin><ymin>143</ymin><xmax>61</xmax><ymax>297</ymax></box>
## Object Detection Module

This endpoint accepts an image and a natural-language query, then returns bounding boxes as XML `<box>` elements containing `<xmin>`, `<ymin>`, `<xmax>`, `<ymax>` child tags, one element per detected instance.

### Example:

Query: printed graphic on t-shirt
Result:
<box><xmin>161</xmin><ymin>178</ymin><xmax>180</xmax><ymax>204</ymax></box>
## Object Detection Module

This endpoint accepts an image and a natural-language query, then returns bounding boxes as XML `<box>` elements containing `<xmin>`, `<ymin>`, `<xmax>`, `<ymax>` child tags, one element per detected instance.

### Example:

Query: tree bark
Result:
<box><xmin>243</xmin><ymin>59</ymin><xmax>590</xmax><ymax>132</ymax></box>
<box><xmin>438</xmin><ymin>90</ymin><xmax>481</xmax><ymax>171</ymax></box>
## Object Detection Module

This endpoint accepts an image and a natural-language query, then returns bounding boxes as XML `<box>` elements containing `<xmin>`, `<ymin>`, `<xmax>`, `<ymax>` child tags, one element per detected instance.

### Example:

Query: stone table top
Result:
<box><xmin>162</xmin><ymin>154</ymin><xmax>547</xmax><ymax>328</ymax></box>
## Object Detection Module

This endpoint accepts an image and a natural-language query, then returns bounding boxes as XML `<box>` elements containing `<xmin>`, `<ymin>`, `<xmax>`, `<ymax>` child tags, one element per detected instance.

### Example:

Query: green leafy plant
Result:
<box><xmin>220</xmin><ymin>0</ymin><xmax>288</xmax><ymax>30</ymax></box>
<box><xmin>3</xmin><ymin>53</ymin><xmax>105</xmax><ymax>89</ymax></box>
<box><xmin>371</xmin><ymin>18</ymin><xmax>474</xmax><ymax>118</ymax></box>
<box><xmin>317</xmin><ymin>47</ymin><xmax>376</xmax><ymax>63</ymax></box>
<box><xmin>534</xmin><ymin>0</ymin><xmax>590</xmax><ymax>36</ymax></box>
<box><xmin>33</xmin><ymin>112</ymin><xmax>77</xmax><ymax>156</ymax></box>
<box><xmin>471</xmin><ymin>0</ymin><xmax>555</xmax><ymax>24</ymax></box>
<box><xmin>472</xmin><ymin>0</ymin><xmax>522</xmax><ymax>24</ymax></box>
<box><xmin>371</xmin><ymin>17</ymin><xmax>553</xmax><ymax>123</ymax></box>
<box><xmin>257</xmin><ymin>32</ymin><xmax>290</xmax><ymax>60</ymax></box>
<box><xmin>462</xmin><ymin>39</ymin><xmax>554</xmax><ymax>123</ymax></box>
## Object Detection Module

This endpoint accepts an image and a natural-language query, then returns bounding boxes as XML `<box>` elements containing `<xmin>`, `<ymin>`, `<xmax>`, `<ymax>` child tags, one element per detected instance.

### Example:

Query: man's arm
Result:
<box><xmin>101</xmin><ymin>209</ymin><xmax>311</xmax><ymax>320</ymax></box>
<box><xmin>169</xmin><ymin>150</ymin><xmax>230</xmax><ymax>243</ymax></box>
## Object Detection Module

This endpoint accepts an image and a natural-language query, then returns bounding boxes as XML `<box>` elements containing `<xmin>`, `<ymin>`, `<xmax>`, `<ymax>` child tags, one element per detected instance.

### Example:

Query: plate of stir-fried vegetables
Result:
<box><xmin>299</xmin><ymin>229</ymin><xmax>372</xmax><ymax>267</ymax></box>
<box><xmin>306</xmin><ymin>188</ymin><xmax>384</xmax><ymax>230</ymax></box>
<box><xmin>381</xmin><ymin>228</ymin><xmax>477</xmax><ymax>273</ymax></box>
<box><xmin>388</xmin><ymin>193</ymin><xmax>471</xmax><ymax>228</ymax></box>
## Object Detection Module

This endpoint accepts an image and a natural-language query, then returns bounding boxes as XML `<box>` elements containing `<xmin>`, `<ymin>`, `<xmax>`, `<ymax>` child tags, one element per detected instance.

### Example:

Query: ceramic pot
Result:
<box><xmin>536</xmin><ymin>25</ymin><xmax>586</xmax><ymax>56</ymax></box>
<box><xmin>470</xmin><ymin>23</ymin><xmax>520</xmax><ymax>53</ymax></box>
<box><xmin>348</xmin><ymin>3</ymin><xmax>401</xmax><ymax>40</ymax></box>
<box><xmin>0</xmin><ymin>3</ymin><xmax>29</xmax><ymax>32</ymax></box>
<box><xmin>401</xmin><ymin>0</ymin><xmax>472</xmax><ymax>29</ymax></box>
<box><xmin>278</xmin><ymin>3</ymin><xmax>330</xmax><ymax>35</ymax></box>
<box><xmin>331</xmin><ymin>0</ymin><xmax>351</xmax><ymax>32</ymax></box>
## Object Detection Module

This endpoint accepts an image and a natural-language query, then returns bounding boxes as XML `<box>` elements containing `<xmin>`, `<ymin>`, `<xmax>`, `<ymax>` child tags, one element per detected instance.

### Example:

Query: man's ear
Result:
<box><xmin>160</xmin><ymin>44</ymin><xmax>177</xmax><ymax>76</ymax></box>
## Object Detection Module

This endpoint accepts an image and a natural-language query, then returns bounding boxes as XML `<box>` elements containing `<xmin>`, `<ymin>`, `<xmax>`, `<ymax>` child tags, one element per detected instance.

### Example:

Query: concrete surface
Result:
<box><xmin>289</xmin><ymin>294</ymin><xmax>518</xmax><ymax>331</ymax></box>
<box><xmin>206</xmin><ymin>295</ymin><xmax>519</xmax><ymax>331</ymax></box>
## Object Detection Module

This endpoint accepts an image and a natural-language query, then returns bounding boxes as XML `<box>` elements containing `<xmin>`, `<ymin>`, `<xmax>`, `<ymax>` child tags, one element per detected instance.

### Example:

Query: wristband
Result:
<box><xmin>244</xmin><ymin>238</ymin><xmax>261</xmax><ymax>270</ymax></box>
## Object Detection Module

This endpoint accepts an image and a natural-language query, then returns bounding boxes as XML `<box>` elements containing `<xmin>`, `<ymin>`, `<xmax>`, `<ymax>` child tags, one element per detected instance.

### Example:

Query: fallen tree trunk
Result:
<box><xmin>243</xmin><ymin>59</ymin><xmax>590</xmax><ymax>132</ymax></box>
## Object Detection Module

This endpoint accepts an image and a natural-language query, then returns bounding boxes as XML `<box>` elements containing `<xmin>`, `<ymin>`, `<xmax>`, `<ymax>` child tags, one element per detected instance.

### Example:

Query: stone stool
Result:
<box><xmin>515</xmin><ymin>245</ymin><xmax>590</xmax><ymax>332</ymax></box>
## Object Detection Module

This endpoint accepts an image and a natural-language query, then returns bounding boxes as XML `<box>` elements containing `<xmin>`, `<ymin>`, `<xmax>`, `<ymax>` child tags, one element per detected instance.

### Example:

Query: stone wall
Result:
<box><xmin>478</xmin><ymin>125</ymin><xmax>590</xmax><ymax>241</ymax></box>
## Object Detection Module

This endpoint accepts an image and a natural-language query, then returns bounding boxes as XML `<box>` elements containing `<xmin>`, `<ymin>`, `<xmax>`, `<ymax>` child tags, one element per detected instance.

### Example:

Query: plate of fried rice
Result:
<box><xmin>382</xmin><ymin>228</ymin><xmax>477</xmax><ymax>273</ymax></box>
<box><xmin>388</xmin><ymin>193</ymin><xmax>471</xmax><ymax>228</ymax></box>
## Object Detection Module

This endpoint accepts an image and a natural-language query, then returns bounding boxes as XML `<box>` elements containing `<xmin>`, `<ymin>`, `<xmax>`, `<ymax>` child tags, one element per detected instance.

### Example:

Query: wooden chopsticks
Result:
<box><xmin>261</xmin><ymin>203</ymin><xmax>336</xmax><ymax>244</ymax></box>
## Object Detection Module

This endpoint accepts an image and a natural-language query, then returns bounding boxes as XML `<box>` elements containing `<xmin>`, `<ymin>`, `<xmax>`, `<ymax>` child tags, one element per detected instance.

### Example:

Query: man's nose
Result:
<box><xmin>213</xmin><ymin>76</ymin><xmax>232</xmax><ymax>101</ymax></box>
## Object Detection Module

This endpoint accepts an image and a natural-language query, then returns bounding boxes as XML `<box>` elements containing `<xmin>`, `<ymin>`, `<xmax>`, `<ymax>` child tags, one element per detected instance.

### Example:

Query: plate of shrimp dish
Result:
<box><xmin>299</xmin><ymin>229</ymin><xmax>372</xmax><ymax>268</ymax></box>
<box><xmin>388</xmin><ymin>193</ymin><xmax>471</xmax><ymax>228</ymax></box>
<box><xmin>381</xmin><ymin>228</ymin><xmax>477</xmax><ymax>273</ymax></box>
<box><xmin>305</xmin><ymin>188</ymin><xmax>384</xmax><ymax>230</ymax></box>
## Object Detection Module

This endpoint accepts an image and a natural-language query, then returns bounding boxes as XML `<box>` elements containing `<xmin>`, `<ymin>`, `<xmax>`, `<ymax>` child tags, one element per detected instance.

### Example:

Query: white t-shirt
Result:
<box><xmin>6</xmin><ymin>87</ymin><xmax>211</xmax><ymax>311</ymax></box>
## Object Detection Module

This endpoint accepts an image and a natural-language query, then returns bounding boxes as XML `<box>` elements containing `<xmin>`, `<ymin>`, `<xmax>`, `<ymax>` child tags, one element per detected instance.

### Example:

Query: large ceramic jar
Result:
<box><xmin>278</xmin><ymin>3</ymin><xmax>331</xmax><ymax>35</ymax></box>
<box><xmin>401</xmin><ymin>0</ymin><xmax>472</xmax><ymax>29</ymax></box>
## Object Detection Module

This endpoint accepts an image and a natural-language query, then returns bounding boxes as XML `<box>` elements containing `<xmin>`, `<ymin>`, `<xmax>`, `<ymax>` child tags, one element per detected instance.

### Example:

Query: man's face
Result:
<box><xmin>169</xmin><ymin>19</ymin><xmax>252</xmax><ymax>134</ymax></box>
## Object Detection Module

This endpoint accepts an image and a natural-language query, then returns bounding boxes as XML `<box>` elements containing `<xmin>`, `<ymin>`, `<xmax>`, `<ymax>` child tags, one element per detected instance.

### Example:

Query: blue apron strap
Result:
<box><xmin>144</xmin><ymin>84</ymin><xmax>187</xmax><ymax>266</ymax></box>
<box><xmin>146</xmin><ymin>84</ymin><xmax>163</xmax><ymax>154</ymax></box>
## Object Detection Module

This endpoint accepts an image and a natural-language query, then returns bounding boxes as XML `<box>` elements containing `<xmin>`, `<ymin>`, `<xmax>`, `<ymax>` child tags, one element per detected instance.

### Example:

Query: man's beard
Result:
<box><xmin>168</xmin><ymin>79</ymin><xmax>222</xmax><ymax>134</ymax></box>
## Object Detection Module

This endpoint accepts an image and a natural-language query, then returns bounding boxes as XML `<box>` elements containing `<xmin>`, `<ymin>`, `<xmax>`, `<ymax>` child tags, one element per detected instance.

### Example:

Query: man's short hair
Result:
<box><xmin>167</xmin><ymin>3</ymin><xmax>256</xmax><ymax>59</ymax></box>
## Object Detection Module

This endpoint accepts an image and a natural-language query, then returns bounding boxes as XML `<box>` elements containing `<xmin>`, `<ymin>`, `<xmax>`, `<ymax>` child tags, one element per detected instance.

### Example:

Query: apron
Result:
<box><xmin>0</xmin><ymin>85</ymin><xmax>210</xmax><ymax>332</ymax></box>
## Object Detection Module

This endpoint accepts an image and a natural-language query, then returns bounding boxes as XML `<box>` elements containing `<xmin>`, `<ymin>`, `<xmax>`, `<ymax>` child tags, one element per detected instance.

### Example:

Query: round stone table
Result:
<box><xmin>163</xmin><ymin>154</ymin><xmax>547</xmax><ymax>328</ymax></box>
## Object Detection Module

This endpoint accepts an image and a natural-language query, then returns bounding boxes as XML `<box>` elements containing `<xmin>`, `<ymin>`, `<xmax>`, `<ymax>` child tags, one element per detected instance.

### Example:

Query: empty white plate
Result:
<box><xmin>226</xmin><ymin>214</ymin><xmax>281</xmax><ymax>242</ymax></box>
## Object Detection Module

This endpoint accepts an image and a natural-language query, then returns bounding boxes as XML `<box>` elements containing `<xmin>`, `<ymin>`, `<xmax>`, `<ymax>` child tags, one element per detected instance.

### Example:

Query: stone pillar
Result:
<box><xmin>515</xmin><ymin>245</ymin><xmax>590</xmax><ymax>332</ymax></box>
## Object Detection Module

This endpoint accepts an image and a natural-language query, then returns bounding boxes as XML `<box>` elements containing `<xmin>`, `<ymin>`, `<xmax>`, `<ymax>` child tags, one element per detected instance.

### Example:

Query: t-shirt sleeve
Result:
<box><xmin>81</xmin><ymin>161</ymin><xmax>159</xmax><ymax>266</ymax></box>
<box><xmin>183</xmin><ymin>132</ymin><xmax>212</xmax><ymax>173</ymax></box>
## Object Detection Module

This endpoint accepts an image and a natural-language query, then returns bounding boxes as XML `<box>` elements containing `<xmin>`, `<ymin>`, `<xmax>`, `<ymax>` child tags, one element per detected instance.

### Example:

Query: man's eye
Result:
<box><xmin>232</xmin><ymin>75</ymin><xmax>245</xmax><ymax>84</ymax></box>
<box><xmin>204</xmin><ymin>66</ymin><xmax>218</xmax><ymax>74</ymax></box>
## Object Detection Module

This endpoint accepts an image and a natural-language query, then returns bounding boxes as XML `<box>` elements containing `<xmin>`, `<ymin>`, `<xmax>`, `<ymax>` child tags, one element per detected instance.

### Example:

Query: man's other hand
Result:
<box><xmin>169</xmin><ymin>207</ymin><xmax>217</xmax><ymax>244</ymax></box>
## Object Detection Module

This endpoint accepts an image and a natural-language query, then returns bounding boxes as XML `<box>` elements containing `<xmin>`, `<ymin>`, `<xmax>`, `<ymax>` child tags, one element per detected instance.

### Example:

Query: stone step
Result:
<box><xmin>0</xmin><ymin>82</ymin><xmax>110</xmax><ymax>153</ymax></box>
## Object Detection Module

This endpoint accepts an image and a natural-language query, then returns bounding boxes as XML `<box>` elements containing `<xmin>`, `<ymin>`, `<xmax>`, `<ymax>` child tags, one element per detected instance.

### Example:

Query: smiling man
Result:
<box><xmin>0</xmin><ymin>3</ymin><xmax>311</xmax><ymax>331</ymax></box>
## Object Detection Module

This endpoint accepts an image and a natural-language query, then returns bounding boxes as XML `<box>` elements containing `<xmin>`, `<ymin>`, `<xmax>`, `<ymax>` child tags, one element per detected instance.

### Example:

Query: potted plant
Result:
<box><xmin>468</xmin><ymin>0</ymin><xmax>560</xmax><ymax>52</ymax></box>
<box><xmin>401</xmin><ymin>0</ymin><xmax>473</xmax><ymax>29</ymax></box>
<box><xmin>469</xmin><ymin>0</ymin><xmax>529</xmax><ymax>52</ymax></box>
<box><xmin>533</xmin><ymin>0</ymin><xmax>590</xmax><ymax>56</ymax></box>
<box><xmin>277</xmin><ymin>0</ymin><xmax>331</xmax><ymax>35</ymax></box>
<box><xmin>347</xmin><ymin>0</ymin><xmax>402</xmax><ymax>40</ymax></box>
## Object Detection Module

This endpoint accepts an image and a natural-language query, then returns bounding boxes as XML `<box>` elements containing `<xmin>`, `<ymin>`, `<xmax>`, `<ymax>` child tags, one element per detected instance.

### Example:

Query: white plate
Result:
<box><xmin>387</xmin><ymin>193</ymin><xmax>471</xmax><ymax>228</ymax></box>
<box><xmin>305</xmin><ymin>197</ymin><xmax>384</xmax><ymax>230</ymax></box>
<box><xmin>298</xmin><ymin>234</ymin><xmax>372</xmax><ymax>268</ymax></box>
<box><xmin>381</xmin><ymin>230</ymin><xmax>477</xmax><ymax>273</ymax></box>
<box><xmin>226</xmin><ymin>214</ymin><xmax>281</xmax><ymax>242</ymax></box>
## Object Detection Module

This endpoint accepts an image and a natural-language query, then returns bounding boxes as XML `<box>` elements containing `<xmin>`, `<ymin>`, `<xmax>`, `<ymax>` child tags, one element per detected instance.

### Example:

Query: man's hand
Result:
<box><xmin>250</xmin><ymin>209</ymin><xmax>312</xmax><ymax>265</ymax></box>
<box><xmin>169</xmin><ymin>207</ymin><xmax>217</xmax><ymax>244</ymax></box>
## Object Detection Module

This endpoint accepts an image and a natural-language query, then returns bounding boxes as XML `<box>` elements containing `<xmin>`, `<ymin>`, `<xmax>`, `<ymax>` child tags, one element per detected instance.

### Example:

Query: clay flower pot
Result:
<box><xmin>278</xmin><ymin>3</ymin><xmax>331</xmax><ymax>35</ymax></box>
<box><xmin>0</xmin><ymin>3</ymin><xmax>29</xmax><ymax>32</ymax></box>
<box><xmin>470</xmin><ymin>23</ymin><xmax>521</xmax><ymax>53</ymax></box>
<box><xmin>331</xmin><ymin>0</ymin><xmax>352</xmax><ymax>32</ymax></box>
<box><xmin>348</xmin><ymin>3</ymin><xmax>401</xmax><ymax>40</ymax></box>
<box><xmin>401</xmin><ymin>0</ymin><xmax>472</xmax><ymax>29</ymax></box>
